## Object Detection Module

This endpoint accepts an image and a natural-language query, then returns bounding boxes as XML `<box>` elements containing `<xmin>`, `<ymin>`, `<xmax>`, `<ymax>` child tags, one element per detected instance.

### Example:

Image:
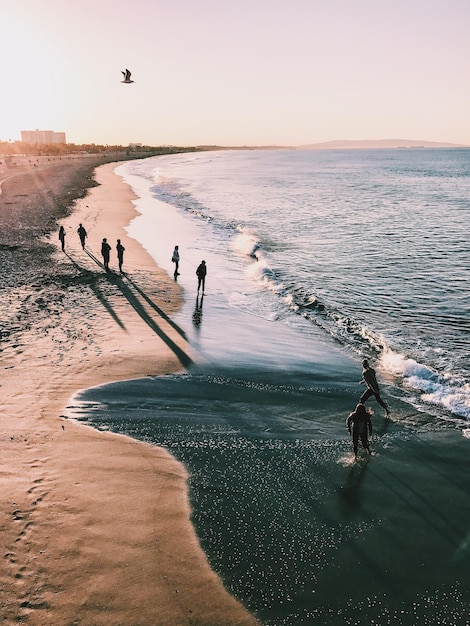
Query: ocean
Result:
<box><xmin>68</xmin><ymin>148</ymin><xmax>470</xmax><ymax>625</ymax></box>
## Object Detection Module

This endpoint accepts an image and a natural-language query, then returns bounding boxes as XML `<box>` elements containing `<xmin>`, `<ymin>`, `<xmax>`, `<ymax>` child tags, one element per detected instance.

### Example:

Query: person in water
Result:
<box><xmin>347</xmin><ymin>403</ymin><xmax>373</xmax><ymax>458</ymax></box>
<box><xmin>359</xmin><ymin>359</ymin><xmax>390</xmax><ymax>416</ymax></box>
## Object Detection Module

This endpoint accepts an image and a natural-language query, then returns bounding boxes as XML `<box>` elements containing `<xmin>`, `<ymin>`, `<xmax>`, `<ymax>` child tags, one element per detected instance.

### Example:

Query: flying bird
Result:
<box><xmin>121</xmin><ymin>69</ymin><xmax>134</xmax><ymax>84</ymax></box>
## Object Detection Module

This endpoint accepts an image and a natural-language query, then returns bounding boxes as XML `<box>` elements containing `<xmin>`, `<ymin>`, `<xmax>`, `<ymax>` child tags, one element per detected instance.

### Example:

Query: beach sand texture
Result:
<box><xmin>0</xmin><ymin>159</ymin><xmax>258</xmax><ymax>625</ymax></box>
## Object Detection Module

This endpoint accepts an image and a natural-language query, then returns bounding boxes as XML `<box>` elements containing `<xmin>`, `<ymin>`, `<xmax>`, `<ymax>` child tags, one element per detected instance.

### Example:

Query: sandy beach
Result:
<box><xmin>0</xmin><ymin>158</ymin><xmax>258</xmax><ymax>624</ymax></box>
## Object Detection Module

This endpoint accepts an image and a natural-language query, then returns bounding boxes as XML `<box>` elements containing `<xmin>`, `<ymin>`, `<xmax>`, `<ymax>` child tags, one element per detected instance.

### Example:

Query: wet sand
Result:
<box><xmin>0</xmin><ymin>158</ymin><xmax>258</xmax><ymax>624</ymax></box>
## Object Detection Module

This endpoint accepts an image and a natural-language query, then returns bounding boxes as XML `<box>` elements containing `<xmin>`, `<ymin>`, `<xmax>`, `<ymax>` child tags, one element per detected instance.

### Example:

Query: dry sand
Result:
<box><xmin>0</xmin><ymin>160</ymin><xmax>258</xmax><ymax>625</ymax></box>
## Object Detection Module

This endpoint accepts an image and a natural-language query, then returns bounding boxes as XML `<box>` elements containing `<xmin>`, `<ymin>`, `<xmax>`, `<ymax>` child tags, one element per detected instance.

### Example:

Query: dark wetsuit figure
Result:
<box><xmin>347</xmin><ymin>403</ymin><xmax>372</xmax><ymax>457</ymax></box>
<box><xmin>359</xmin><ymin>359</ymin><xmax>390</xmax><ymax>415</ymax></box>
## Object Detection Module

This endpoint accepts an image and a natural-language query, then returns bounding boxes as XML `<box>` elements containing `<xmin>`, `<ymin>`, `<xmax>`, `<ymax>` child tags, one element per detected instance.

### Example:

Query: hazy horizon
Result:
<box><xmin>2</xmin><ymin>137</ymin><xmax>468</xmax><ymax>150</ymax></box>
<box><xmin>2</xmin><ymin>0</ymin><xmax>469</xmax><ymax>147</ymax></box>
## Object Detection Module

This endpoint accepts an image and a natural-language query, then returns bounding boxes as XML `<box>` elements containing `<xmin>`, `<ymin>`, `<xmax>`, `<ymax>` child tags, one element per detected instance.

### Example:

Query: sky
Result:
<box><xmin>1</xmin><ymin>0</ymin><xmax>470</xmax><ymax>147</ymax></box>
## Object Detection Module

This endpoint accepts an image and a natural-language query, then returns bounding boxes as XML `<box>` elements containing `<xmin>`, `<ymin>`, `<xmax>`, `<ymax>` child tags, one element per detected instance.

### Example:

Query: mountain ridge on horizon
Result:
<box><xmin>298</xmin><ymin>138</ymin><xmax>468</xmax><ymax>149</ymax></box>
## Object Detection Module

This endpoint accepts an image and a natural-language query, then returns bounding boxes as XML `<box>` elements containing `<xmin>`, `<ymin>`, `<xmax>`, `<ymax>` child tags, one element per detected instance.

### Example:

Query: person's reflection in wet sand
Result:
<box><xmin>338</xmin><ymin>458</ymin><xmax>370</xmax><ymax>520</ymax></box>
<box><xmin>192</xmin><ymin>294</ymin><xmax>204</xmax><ymax>331</ymax></box>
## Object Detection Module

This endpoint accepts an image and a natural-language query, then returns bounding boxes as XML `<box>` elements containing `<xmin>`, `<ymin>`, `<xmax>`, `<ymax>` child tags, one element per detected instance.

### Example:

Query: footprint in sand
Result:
<box><xmin>4</xmin><ymin>551</ymin><xmax>17</xmax><ymax>563</ymax></box>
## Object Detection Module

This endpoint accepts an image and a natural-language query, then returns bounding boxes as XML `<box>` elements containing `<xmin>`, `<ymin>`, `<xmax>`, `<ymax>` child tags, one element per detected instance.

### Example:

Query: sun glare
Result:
<box><xmin>0</xmin><ymin>9</ymin><xmax>64</xmax><ymax>142</ymax></box>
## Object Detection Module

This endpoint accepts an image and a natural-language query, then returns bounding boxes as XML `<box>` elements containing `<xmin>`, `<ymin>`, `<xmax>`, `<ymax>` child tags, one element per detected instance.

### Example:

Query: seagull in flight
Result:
<box><xmin>121</xmin><ymin>69</ymin><xmax>134</xmax><ymax>84</ymax></box>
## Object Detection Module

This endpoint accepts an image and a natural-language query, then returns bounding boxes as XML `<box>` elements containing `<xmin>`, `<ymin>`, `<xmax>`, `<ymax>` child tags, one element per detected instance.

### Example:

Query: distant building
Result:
<box><xmin>21</xmin><ymin>129</ymin><xmax>66</xmax><ymax>144</ymax></box>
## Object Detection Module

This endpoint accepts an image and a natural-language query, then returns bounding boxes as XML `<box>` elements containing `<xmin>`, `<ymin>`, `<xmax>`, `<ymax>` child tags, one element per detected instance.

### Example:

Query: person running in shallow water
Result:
<box><xmin>347</xmin><ymin>403</ymin><xmax>373</xmax><ymax>458</ymax></box>
<box><xmin>101</xmin><ymin>238</ymin><xmax>111</xmax><ymax>271</ymax></box>
<box><xmin>77</xmin><ymin>223</ymin><xmax>87</xmax><ymax>249</ymax></box>
<box><xmin>196</xmin><ymin>260</ymin><xmax>207</xmax><ymax>293</ymax></box>
<box><xmin>58</xmin><ymin>225</ymin><xmax>66</xmax><ymax>251</ymax></box>
<box><xmin>359</xmin><ymin>359</ymin><xmax>390</xmax><ymax>416</ymax></box>
<box><xmin>116</xmin><ymin>239</ymin><xmax>125</xmax><ymax>273</ymax></box>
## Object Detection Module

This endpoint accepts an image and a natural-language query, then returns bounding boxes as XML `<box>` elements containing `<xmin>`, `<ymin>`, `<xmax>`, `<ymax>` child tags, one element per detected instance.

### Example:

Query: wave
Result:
<box><xmin>380</xmin><ymin>349</ymin><xmax>470</xmax><ymax>421</ymax></box>
<box><xmin>233</xmin><ymin>233</ymin><xmax>470</xmax><ymax>423</ymax></box>
<box><xmin>125</xmin><ymin>157</ymin><xmax>470</xmax><ymax>425</ymax></box>
<box><xmin>232</xmin><ymin>229</ymin><xmax>260</xmax><ymax>259</ymax></box>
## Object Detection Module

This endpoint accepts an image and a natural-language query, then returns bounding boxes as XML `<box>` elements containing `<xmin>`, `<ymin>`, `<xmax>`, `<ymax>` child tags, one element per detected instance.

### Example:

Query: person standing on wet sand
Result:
<box><xmin>196</xmin><ymin>260</ymin><xmax>207</xmax><ymax>294</ymax></box>
<box><xmin>116</xmin><ymin>239</ymin><xmax>125</xmax><ymax>273</ymax></box>
<box><xmin>101</xmin><ymin>238</ymin><xmax>111</xmax><ymax>271</ymax></box>
<box><xmin>171</xmin><ymin>245</ymin><xmax>180</xmax><ymax>277</ymax></box>
<box><xmin>359</xmin><ymin>359</ymin><xmax>390</xmax><ymax>415</ymax></box>
<box><xmin>347</xmin><ymin>403</ymin><xmax>373</xmax><ymax>458</ymax></box>
<box><xmin>77</xmin><ymin>223</ymin><xmax>87</xmax><ymax>249</ymax></box>
<box><xmin>58</xmin><ymin>225</ymin><xmax>66</xmax><ymax>251</ymax></box>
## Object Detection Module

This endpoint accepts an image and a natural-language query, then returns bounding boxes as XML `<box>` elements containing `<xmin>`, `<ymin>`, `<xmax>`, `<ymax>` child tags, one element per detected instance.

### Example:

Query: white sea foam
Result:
<box><xmin>232</xmin><ymin>229</ymin><xmax>260</xmax><ymax>258</ymax></box>
<box><xmin>381</xmin><ymin>349</ymin><xmax>470</xmax><ymax>420</ymax></box>
<box><xmin>246</xmin><ymin>257</ymin><xmax>277</xmax><ymax>286</ymax></box>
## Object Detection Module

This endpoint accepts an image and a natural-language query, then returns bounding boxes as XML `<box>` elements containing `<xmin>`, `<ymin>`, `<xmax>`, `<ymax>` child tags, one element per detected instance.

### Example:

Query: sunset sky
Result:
<box><xmin>1</xmin><ymin>0</ymin><xmax>469</xmax><ymax>147</ymax></box>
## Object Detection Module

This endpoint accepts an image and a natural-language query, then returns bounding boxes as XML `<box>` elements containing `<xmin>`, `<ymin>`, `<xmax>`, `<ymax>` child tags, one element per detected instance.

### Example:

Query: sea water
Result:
<box><xmin>123</xmin><ymin>147</ymin><xmax>470</xmax><ymax>422</ymax></box>
<box><xmin>69</xmin><ymin>149</ymin><xmax>470</xmax><ymax>625</ymax></box>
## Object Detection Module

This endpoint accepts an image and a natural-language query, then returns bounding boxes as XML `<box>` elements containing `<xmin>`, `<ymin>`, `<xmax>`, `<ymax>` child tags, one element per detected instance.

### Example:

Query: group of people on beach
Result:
<box><xmin>59</xmin><ymin>226</ymin><xmax>207</xmax><ymax>291</ymax></box>
<box><xmin>59</xmin><ymin>222</ymin><xmax>125</xmax><ymax>272</ymax></box>
<box><xmin>347</xmin><ymin>359</ymin><xmax>390</xmax><ymax>459</ymax></box>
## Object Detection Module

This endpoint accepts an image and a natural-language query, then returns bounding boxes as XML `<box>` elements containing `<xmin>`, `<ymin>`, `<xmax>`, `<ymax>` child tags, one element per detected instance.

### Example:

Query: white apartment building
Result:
<box><xmin>21</xmin><ymin>129</ymin><xmax>67</xmax><ymax>144</ymax></box>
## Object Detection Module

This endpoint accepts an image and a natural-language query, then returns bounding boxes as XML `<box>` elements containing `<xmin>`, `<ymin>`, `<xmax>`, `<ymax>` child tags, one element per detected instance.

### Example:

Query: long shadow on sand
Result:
<box><xmin>83</xmin><ymin>250</ymin><xmax>192</xmax><ymax>367</ymax></box>
<box><xmin>65</xmin><ymin>251</ymin><xmax>126</xmax><ymax>330</ymax></box>
<box><xmin>124</xmin><ymin>274</ymin><xmax>187</xmax><ymax>341</ymax></box>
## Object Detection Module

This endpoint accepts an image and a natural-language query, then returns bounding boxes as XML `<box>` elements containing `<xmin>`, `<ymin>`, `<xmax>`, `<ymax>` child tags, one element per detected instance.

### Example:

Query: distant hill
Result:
<box><xmin>299</xmin><ymin>139</ymin><xmax>469</xmax><ymax>150</ymax></box>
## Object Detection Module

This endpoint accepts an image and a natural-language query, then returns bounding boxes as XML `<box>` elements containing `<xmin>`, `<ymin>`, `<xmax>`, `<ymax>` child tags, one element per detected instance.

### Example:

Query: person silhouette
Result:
<box><xmin>196</xmin><ymin>260</ymin><xmax>207</xmax><ymax>293</ymax></box>
<box><xmin>116</xmin><ymin>239</ymin><xmax>125</xmax><ymax>272</ymax></box>
<box><xmin>58</xmin><ymin>225</ymin><xmax>66</xmax><ymax>251</ymax></box>
<box><xmin>101</xmin><ymin>238</ymin><xmax>111</xmax><ymax>271</ymax></box>
<box><xmin>77</xmin><ymin>223</ymin><xmax>87</xmax><ymax>249</ymax></box>
<box><xmin>359</xmin><ymin>359</ymin><xmax>390</xmax><ymax>416</ymax></box>
<box><xmin>347</xmin><ymin>403</ymin><xmax>373</xmax><ymax>458</ymax></box>
<box><xmin>171</xmin><ymin>245</ymin><xmax>180</xmax><ymax>277</ymax></box>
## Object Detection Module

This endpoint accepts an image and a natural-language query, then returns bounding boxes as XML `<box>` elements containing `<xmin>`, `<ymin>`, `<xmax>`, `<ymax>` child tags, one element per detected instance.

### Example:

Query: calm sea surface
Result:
<box><xmin>70</xmin><ymin>149</ymin><xmax>470</xmax><ymax>625</ymax></box>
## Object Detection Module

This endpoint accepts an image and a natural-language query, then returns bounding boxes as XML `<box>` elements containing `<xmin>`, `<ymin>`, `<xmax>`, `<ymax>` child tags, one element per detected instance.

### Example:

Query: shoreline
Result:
<box><xmin>0</xmin><ymin>161</ymin><xmax>258</xmax><ymax>624</ymax></box>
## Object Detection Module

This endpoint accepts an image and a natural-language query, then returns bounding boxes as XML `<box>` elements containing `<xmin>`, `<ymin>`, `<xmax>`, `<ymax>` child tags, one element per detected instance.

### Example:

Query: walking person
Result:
<box><xmin>101</xmin><ymin>238</ymin><xmax>111</xmax><ymax>271</ymax></box>
<box><xmin>347</xmin><ymin>403</ymin><xmax>373</xmax><ymax>458</ymax></box>
<box><xmin>77</xmin><ymin>223</ymin><xmax>87</xmax><ymax>249</ymax></box>
<box><xmin>196</xmin><ymin>260</ymin><xmax>207</xmax><ymax>294</ymax></box>
<box><xmin>359</xmin><ymin>359</ymin><xmax>390</xmax><ymax>416</ymax></box>
<box><xmin>58</xmin><ymin>225</ymin><xmax>66</xmax><ymax>251</ymax></box>
<box><xmin>171</xmin><ymin>245</ymin><xmax>180</xmax><ymax>277</ymax></box>
<box><xmin>116</xmin><ymin>239</ymin><xmax>125</xmax><ymax>273</ymax></box>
